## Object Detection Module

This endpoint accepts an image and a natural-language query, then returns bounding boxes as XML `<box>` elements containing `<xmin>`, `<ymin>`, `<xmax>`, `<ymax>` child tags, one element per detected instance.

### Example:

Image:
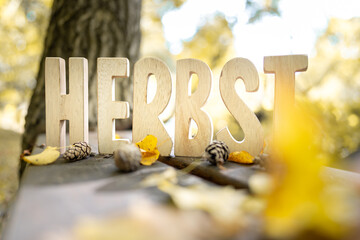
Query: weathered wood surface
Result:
<box><xmin>5</xmin><ymin>131</ymin><xmax>360</xmax><ymax>240</ymax></box>
<box><xmin>3</xmin><ymin>156</ymin><xmax>212</xmax><ymax>240</ymax></box>
<box><xmin>159</xmin><ymin>157</ymin><xmax>260</xmax><ymax>189</ymax></box>
<box><xmin>3</xmin><ymin>132</ymin><xmax>258</xmax><ymax>240</ymax></box>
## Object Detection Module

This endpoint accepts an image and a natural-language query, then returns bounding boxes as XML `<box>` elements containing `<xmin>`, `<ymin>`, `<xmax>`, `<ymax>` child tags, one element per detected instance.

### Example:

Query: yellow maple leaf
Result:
<box><xmin>22</xmin><ymin>146</ymin><xmax>60</xmax><ymax>165</ymax></box>
<box><xmin>136</xmin><ymin>135</ymin><xmax>160</xmax><ymax>165</ymax></box>
<box><xmin>228</xmin><ymin>151</ymin><xmax>254</xmax><ymax>164</ymax></box>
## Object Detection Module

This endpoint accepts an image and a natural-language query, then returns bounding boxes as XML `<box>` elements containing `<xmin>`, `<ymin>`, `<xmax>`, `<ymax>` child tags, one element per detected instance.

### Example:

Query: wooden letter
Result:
<box><xmin>175</xmin><ymin>59</ymin><xmax>213</xmax><ymax>157</ymax></box>
<box><xmin>133</xmin><ymin>58</ymin><xmax>173</xmax><ymax>155</ymax></box>
<box><xmin>216</xmin><ymin>58</ymin><xmax>264</xmax><ymax>156</ymax></box>
<box><xmin>264</xmin><ymin>55</ymin><xmax>308</xmax><ymax>138</ymax></box>
<box><xmin>97</xmin><ymin>58</ymin><xmax>130</xmax><ymax>154</ymax></box>
<box><xmin>45</xmin><ymin>57</ymin><xmax>88</xmax><ymax>153</ymax></box>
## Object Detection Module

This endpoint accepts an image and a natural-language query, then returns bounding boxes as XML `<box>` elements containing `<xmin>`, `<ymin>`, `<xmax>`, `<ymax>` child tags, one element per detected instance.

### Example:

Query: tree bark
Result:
<box><xmin>22</xmin><ymin>0</ymin><xmax>141</xmax><ymax>154</ymax></box>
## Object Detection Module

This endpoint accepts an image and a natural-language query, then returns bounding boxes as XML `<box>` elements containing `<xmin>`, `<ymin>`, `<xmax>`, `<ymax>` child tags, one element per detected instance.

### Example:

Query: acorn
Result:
<box><xmin>203</xmin><ymin>140</ymin><xmax>229</xmax><ymax>167</ymax></box>
<box><xmin>114</xmin><ymin>143</ymin><xmax>141</xmax><ymax>172</ymax></box>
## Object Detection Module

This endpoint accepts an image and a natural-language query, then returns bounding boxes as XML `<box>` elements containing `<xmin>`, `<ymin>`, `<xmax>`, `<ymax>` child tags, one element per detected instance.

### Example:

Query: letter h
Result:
<box><xmin>45</xmin><ymin>57</ymin><xmax>88</xmax><ymax>153</ymax></box>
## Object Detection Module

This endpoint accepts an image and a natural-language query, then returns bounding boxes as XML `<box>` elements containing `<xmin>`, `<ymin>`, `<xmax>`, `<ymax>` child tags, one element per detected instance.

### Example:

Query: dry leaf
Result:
<box><xmin>20</xmin><ymin>149</ymin><xmax>31</xmax><ymax>159</ymax></box>
<box><xmin>136</xmin><ymin>135</ymin><xmax>160</xmax><ymax>165</ymax></box>
<box><xmin>136</xmin><ymin>135</ymin><xmax>157</xmax><ymax>152</ymax></box>
<box><xmin>141</xmin><ymin>168</ymin><xmax>178</xmax><ymax>187</ymax></box>
<box><xmin>22</xmin><ymin>146</ymin><xmax>60</xmax><ymax>165</ymax></box>
<box><xmin>228</xmin><ymin>151</ymin><xmax>254</xmax><ymax>164</ymax></box>
<box><xmin>158</xmin><ymin>180</ymin><xmax>249</xmax><ymax>232</ymax></box>
<box><xmin>248</xmin><ymin>172</ymin><xmax>273</xmax><ymax>196</ymax></box>
<box><xmin>71</xmin><ymin>201</ymin><xmax>221</xmax><ymax>240</ymax></box>
<box><xmin>140</xmin><ymin>149</ymin><xmax>160</xmax><ymax>165</ymax></box>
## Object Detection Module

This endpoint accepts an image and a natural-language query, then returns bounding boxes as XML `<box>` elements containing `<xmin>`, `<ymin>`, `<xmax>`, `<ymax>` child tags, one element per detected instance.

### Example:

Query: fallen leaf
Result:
<box><xmin>136</xmin><ymin>135</ymin><xmax>160</xmax><ymax>165</ymax></box>
<box><xmin>228</xmin><ymin>151</ymin><xmax>254</xmax><ymax>164</ymax></box>
<box><xmin>136</xmin><ymin>135</ymin><xmax>157</xmax><ymax>152</ymax></box>
<box><xmin>140</xmin><ymin>149</ymin><xmax>160</xmax><ymax>165</ymax></box>
<box><xmin>158</xmin><ymin>180</ymin><xmax>249</xmax><ymax>232</ymax></box>
<box><xmin>22</xmin><ymin>146</ymin><xmax>60</xmax><ymax>165</ymax></box>
<box><xmin>71</xmin><ymin>201</ymin><xmax>221</xmax><ymax>240</ymax></box>
<box><xmin>248</xmin><ymin>172</ymin><xmax>273</xmax><ymax>195</ymax></box>
<box><xmin>141</xmin><ymin>168</ymin><xmax>178</xmax><ymax>187</ymax></box>
<box><xmin>20</xmin><ymin>149</ymin><xmax>31</xmax><ymax>160</ymax></box>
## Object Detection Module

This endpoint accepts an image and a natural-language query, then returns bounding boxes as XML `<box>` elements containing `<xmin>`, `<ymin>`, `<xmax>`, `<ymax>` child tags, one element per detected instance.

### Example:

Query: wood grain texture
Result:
<box><xmin>45</xmin><ymin>57</ymin><xmax>88</xmax><ymax>154</ymax></box>
<box><xmin>133</xmin><ymin>58</ymin><xmax>173</xmax><ymax>155</ymax></box>
<box><xmin>216</xmin><ymin>58</ymin><xmax>264</xmax><ymax>156</ymax></box>
<box><xmin>175</xmin><ymin>59</ymin><xmax>213</xmax><ymax>157</ymax></box>
<box><xmin>264</xmin><ymin>55</ymin><xmax>308</xmax><ymax>139</ymax></box>
<box><xmin>97</xmin><ymin>58</ymin><xmax>130</xmax><ymax>154</ymax></box>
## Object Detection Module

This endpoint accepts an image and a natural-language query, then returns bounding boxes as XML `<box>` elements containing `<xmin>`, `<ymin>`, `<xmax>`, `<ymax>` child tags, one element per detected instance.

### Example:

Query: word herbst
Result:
<box><xmin>45</xmin><ymin>55</ymin><xmax>308</xmax><ymax>157</ymax></box>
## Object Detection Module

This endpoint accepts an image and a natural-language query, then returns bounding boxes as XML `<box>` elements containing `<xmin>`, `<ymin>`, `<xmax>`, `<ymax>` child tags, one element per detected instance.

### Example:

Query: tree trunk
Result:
<box><xmin>22</xmin><ymin>0</ymin><xmax>141</xmax><ymax>154</ymax></box>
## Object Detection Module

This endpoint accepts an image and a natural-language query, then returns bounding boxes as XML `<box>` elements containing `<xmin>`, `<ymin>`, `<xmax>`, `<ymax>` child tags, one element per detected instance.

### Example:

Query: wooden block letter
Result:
<box><xmin>175</xmin><ymin>59</ymin><xmax>213</xmax><ymax>157</ymax></box>
<box><xmin>264</xmin><ymin>55</ymin><xmax>308</xmax><ymax>139</ymax></box>
<box><xmin>133</xmin><ymin>58</ymin><xmax>173</xmax><ymax>155</ymax></box>
<box><xmin>216</xmin><ymin>58</ymin><xmax>264</xmax><ymax>156</ymax></box>
<box><xmin>45</xmin><ymin>57</ymin><xmax>88</xmax><ymax>153</ymax></box>
<box><xmin>97</xmin><ymin>58</ymin><xmax>130</xmax><ymax>154</ymax></box>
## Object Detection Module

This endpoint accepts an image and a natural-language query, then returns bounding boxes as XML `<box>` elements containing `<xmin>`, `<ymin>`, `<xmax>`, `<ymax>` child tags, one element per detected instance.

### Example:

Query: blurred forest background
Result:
<box><xmin>1</xmin><ymin>0</ymin><xmax>360</xmax><ymax>159</ymax></box>
<box><xmin>1</xmin><ymin>0</ymin><xmax>360</xmax><ymax>234</ymax></box>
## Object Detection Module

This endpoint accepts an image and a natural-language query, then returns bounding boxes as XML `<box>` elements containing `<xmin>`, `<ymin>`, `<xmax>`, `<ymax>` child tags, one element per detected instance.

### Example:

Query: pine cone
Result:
<box><xmin>64</xmin><ymin>142</ymin><xmax>91</xmax><ymax>162</ymax></box>
<box><xmin>203</xmin><ymin>140</ymin><xmax>229</xmax><ymax>166</ymax></box>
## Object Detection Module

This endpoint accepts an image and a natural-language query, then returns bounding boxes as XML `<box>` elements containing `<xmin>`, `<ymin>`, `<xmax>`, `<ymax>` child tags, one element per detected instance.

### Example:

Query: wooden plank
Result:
<box><xmin>3</xmin><ymin>156</ymin><xmax>212</xmax><ymax>240</ymax></box>
<box><xmin>321</xmin><ymin>167</ymin><xmax>360</xmax><ymax>185</ymax></box>
<box><xmin>6</xmin><ymin>131</ymin><xmax>360</xmax><ymax>240</ymax></box>
<box><xmin>159</xmin><ymin>156</ymin><xmax>259</xmax><ymax>189</ymax></box>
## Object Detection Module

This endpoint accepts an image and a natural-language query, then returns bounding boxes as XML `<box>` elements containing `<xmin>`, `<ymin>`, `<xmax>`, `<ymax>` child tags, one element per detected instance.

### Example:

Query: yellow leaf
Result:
<box><xmin>158</xmin><ymin>180</ymin><xmax>248</xmax><ymax>229</ymax></box>
<box><xmin>136</xmin><ymin>135</ymin><xmax>157</xmax><ymax>152</ymax></box>
<box><xmin>228</xmin><ymin>151</ymin><xmax>254</xmax><ymax>164</ymax></box>
<box><xmin>136</xmin><ymin>135</ymin><xmax>160</xmax><ymax>166</ymax></box>
<box><xmin>141</xmin><ymin>168</ymin><xmax>178</xmax><ymax>187</ymax></box>
<box><xmin>140</xmin><ymin>148</ymin><xmax>160</xmax><ymax>166</ymax></box>
<box><xmin>22</xmin><ymin>146</ymin><xmax>60</xmax><ymax>165</ymax></box>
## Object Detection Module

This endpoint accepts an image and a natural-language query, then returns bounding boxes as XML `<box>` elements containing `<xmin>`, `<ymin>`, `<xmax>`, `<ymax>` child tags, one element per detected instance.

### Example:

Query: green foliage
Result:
<box><xmin>178</xmin><ymin>14</ymin><xmax>235</xmax><ymax>70</ymax></box>
<box><xmin>2</xmin><ymin>0</ymin><xmax>359</xmax><ymax>162</ymax></box>
<box><xmin>246</xmin><ymin>0</ymin><xmax>280</xmax><ymax>23</ymax></box>
<box><xmin>298</xmin><ymin>97</ymin><xmax>360</xmax><ymax>160</ymax></box>
<box><xmin>297</xmin><ymin>18</ymin><xmax>360</xmax><ymax>160</ymax></box>
<box><xmin>0</xmin><ymin>0</ymin><xmax>52</xmax><ymax>131</ymax></box>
